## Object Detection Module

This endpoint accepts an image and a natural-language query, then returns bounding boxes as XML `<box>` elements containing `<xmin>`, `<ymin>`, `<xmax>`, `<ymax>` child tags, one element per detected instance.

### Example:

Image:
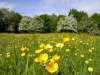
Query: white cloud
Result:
<box><xmin>0</xmin><ymin>2</ymin><xmax>17</xmax><ymax>10</ymax></box>
<box><xmin>70</xmin><ymin>0</ymin><xmax>100</xmax><ymax>15</ymax></box>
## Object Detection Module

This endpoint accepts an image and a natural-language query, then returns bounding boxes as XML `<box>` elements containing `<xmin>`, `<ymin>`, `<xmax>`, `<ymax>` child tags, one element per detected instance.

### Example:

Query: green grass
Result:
<box><xmin>0</xmin><ymin>33</ymin><xmax>100</xmax><ymax>75</ymax></box>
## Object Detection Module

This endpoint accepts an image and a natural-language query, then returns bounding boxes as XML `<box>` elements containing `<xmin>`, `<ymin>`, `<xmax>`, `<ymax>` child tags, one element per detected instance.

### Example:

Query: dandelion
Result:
<box><xmin>88</xmin><ymin>67</ymin><xmax>93</xmax><ymax>72</ymax></box>
<box><xmin>91</xmin><ymin>47</ymin><xmax>94</xmax><ymax>50</ymax></box>
<box><xmin>21</xmin><ymin>52</ymin><xmax>26</xmax><ymax>57</ymax></box>
<box><xmin>39</xmin><ymin>44</ymin><xmax>45</xmax><ymax>49</ymax></box>
<box><xmin>35</xmin><ymin>49</ymin><xmax>43</xmax><ymax>54</ymax></box>
<box><xmin>44</xmin><ymin>44</ymin><xmax>53</xmax><ymax>52</ymax></box>
<box><xmin>52</xmin><ymin>55</ymin><xmax>60</xmax><ymax>62</ymax></box>
<box><xmin>75</xmin><ymin>53</ymin><xmax>78</xmax><ymax>56</ymax></box>
<box><xmin>38</xmin><ymin>53</ymin><xmax>48</xmax><ymax>64</ymax></box>
<box><xmin>89</xmin><ymin>58</ymin><xmax>93</xmax><ymax>62</ymax></box>
<box><xmin>20</xmin><ymin>46</ymin><xmax>29</xmax><ymax>52</ymax></box>
<box><xmin>0</xmin><ymin>54</ymin><xmax>2</xmax><ymax>56</ymax></box>
<box><xmin>34</xmin><ymin>58</ymin><xmax>39</xmax><ymax>63</ymax></box>
<box><xmin>88</xmin><ymin>49</ymin><xmax>92</xmax><ymax>53</ymax></box>
<box><xmin>63</xmin><ymin>38</ymin><xmax>70</xmax><ymax>43</ymax></box>
<box><xmin>85</xmin><ymin>60</ymin><xmax>89</xmax><ymax>65</ymax></box>
<box><xmin>56</xmin><ymin>43</ymin><xmax>64</xmax><ymax>49</ymax></box>
<box><xmin>66</xmin><ymin>49</ymin><xmax>70</xmax><ymax>52</ymax></box>
<box><xmin>45</xmin><ymin>61</ymin><xmax>58</xmax><ymax>73</ymax></box>
<box><xmin>6</xmin><ymin>52</ymin><xmax>10</xmax><ymax>58</ymax></box>
<box><xmin>80</xmin><ymin>54</ymin><xmax>84</xmax><ymax>58</ymax></box>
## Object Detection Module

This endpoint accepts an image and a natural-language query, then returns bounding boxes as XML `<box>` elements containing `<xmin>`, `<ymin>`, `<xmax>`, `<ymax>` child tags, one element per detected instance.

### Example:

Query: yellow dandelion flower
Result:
<box><xmin>6</xmin><ymin>54</ymin><xmax>10</xmax><ymax>58</ymax></box>
<box><xmin>88</xmin><ymin>67</ymin><xmax>93</xmax><ymax>72</ymax></box>
<box><xmin>85</xmin><ymin>60</ymin><xmax>89</xmax><ymax>65</ymax></box>
<box><xmin>21</xmin><ymin>52</ymin><xmax>26</xmax><ymax>57</ymax></box>
<box><xmin>88</xmin><ymin>49</ymin><xmax>92</xmax><ymax>53</ymax></box>
<box><xmin>52</xmin><ymin>55</ymin><xmax>60</xmax><ymax>62</ymax></box>
<box><xmin>66</xmin><ymin>49</ymin><xmax>70</xmax><ymax>52</ymax></box>
<box><xmin>35</xmin><ymin>49</ymin><xmax>43</xmax><ymax>54</ymax></box>
<box><xmin>38</xmin><ymin>53</ymin><xmax>48</xmax><ymax>64</ymax></box>
<box><xmin>34</xmin><ymin>58</ymin><xmax>39</xmax><ymax>63</ymax></box>
<box><xmin>45</xmin><ymin>62</ymin><xmax>58</xmax><ymax>73</ymax></box>
<box><xmin>0</xmin><ymin>54</ymin><xmax>2</xmax><ymax>56</ymax></box>
<box><xmin>6</xmin><ymin>52</ymin><xmax>10</xmax><ymax>58</ymax></box>
<box><xmin>20</xmin><ymin>46</ymin><xmax>29</xmax><ymax>52</ymax></box>
<box><xmin>63</xmin><ymin>38</ymin><xmax>70</xmax><ymax>43</ymax></box>
<box><xmin>80</xmin><ymin>54</ymin><xmax>84</xmax><ymax>58</ymax></box>
<box><xmin>56</xmin><ymin>43</ymin><xmax>64</xmax><ymax>49</ymax></box>
<box><xmin>39</xmin><ymin>44</ymin><xmax>45</xmax><ymax>49</ymax></box>
<box><xmin>44</xmin><ymin>44</ymin><xmax>53</xmax><ymax>50</ymax></box>
<box><xmin>89</xmin><ymin>58</ymin><xmax>93</xmax><ymax>62</ymax></box>
<box><xmin>91</xmin><ymin>47</ymin><xmax>94</xmax><ymax>50</ymax></box>
<box><xmin>75</xmin><ymin>53</ymin><xmax>78</xmax><ymax>56</ymax></box>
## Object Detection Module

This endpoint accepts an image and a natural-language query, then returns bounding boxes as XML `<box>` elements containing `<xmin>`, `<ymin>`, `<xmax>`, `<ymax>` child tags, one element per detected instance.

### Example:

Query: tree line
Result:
<box><xmin>0</xmin><ymin>8</ymin><xmax>100</xmax><ymax>35</ymax></box>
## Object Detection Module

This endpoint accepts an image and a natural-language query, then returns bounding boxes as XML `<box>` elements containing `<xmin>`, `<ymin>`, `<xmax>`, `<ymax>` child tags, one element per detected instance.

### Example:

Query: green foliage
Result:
<box><xmin>68</xmin><ymin>8</ymin><xmax>88</xmax><ymax>22</ymax></box>
<box><xmin>57</xmin><ymin>15</ymin><xmax>77</xmax><ymax>32</ymax></box>
<box><xmin>0</xmin><ymin>8</ymin><xmax>22</xmax><ymax>32</ymax></box>
<box><xmin>39</xmin><ymin>14</ymin><xmax>51</xmax><ymax>33</ymax></box>
<box><xmin>78</xmin><ymin>17</ymin><xmax>99</xmax><ymax>35</ymax></box>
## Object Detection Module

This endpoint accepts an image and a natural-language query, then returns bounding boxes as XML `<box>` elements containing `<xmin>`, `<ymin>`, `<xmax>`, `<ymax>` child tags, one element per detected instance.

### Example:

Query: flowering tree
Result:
<box><xmin>18</xmin><ymin>16</ymin><xmax>32</xmax><ymax>32</ymax></box>
<box><xmin>57</xmin><ymin>15</ymin><xmax>78</xmax><ymax>32</ymax></box>
<box><xmin>29</xmin><ymin>16</ymin><xmax>44</xmax><ymax>32</ymax></box>
<box><xmin>19</xmin><ymin>15</ymin><xmax>44</xmax><ymax>32</ymax></box>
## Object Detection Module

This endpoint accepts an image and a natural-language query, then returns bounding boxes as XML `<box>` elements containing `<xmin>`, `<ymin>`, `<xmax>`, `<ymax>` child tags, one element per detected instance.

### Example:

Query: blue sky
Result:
<box><xmin>0</xmin><ymin>0</ymin><xmax>100</xmax><ymax>16</ymax></box>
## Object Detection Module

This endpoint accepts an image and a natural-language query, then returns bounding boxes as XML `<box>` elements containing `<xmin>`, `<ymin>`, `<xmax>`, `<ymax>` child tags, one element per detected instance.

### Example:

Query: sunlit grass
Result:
<box><xmin>0</xmin><ymin>33</ymin><xmax>100</xmax><ymax>75</ymax></box>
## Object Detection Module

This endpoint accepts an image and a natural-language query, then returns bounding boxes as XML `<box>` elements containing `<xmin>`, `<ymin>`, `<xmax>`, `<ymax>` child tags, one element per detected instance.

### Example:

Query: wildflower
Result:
<box><xmin>80</xmin><ymin>54</ymin><xmax>84</xmax><ymax>58</ymax></box>
<box><xmin>20</xmin><ymin>46</ymin><xmax>29</xmax><ymax>52</ymax></box>
<box><xmin>52</xmin><ymin>55</ymin><xmax>60</xmax><ymax>62</ymax></box>
<box><xmin>85</xmin><ymin>60</ymin><xmax>89</xmax><ymax>65</ymax></box>
<box><xmin>21</xmin><ymin>52</ymin><xmax>26</xmax><ymax>57</ymax></box>
<box><xmin>89</xmin><ymin>58</ymin><xmax>93</xmax><ymax>62</ymax></box>
<box><xmin>35</xmin><ymin>49</ymin><xmax>43</xmax><ymax>54</ymax></box>
<box><xmin>66</xmin><ymin>49</ymin><xmax>70</xmax><ymax>52</ymax></box>
<box><xmin>39</xmin><ymin>44</ymin><xmax>45</xmax><ymax>49</ymax></box>
<box><xmin>88</xmin><ymin>67</ymin><xmax>93</xmax><ymax>72</ymax></box>
<box><xmin>45</xmin><ymin>62</ymin><xmax>58</xmax><ymax>73</ymax></box>
<box><xmin>88</xmin><ymin>49</ymin><xmax>92</xmax><ymax>53</ymax></box>
<box><xmin>63</xmin><ymin>38</ymin><xmax>70</xmax><ymax>43</ymax></box>
<box><xmin>28</xmin><ymin>54</ymin><xmax>33</xmax><ymax>57</ymax></box>
<box><xmin>0</xmin><ymin>54</ymin><xmax>2</xmax><ymax>56</ymax></box>
<box><xmin>91</xmin><ymin>47</ymin><xmax>94</xmax><ymax>50</ymax></box>
<box><xmin>6</xmin><ymin>52</ymin><xmax>10</xmax><ymax>58</ymax></box>
<box><xmin>34</xmin><ymin>57</ymin><xmax>39</xmax><ymax>63</ymax></box>
<box><xmin>38</xmin><ymin>53</ymin><xmax>48</xmax><ymax>64</ymax></box>
<box><xmin>44</xmin><ymin>44</ymin><xmax>53</xmax><ymax>52</ymax></box>
<box><xmin>56</xmin><ymin>43</ymin><xmax>64</xmax><ymax>49</ymax></box>
<box><xmin>75</xmin><ymin>53</ymin><xmax>78</xmax><ymax>56</ymax></box>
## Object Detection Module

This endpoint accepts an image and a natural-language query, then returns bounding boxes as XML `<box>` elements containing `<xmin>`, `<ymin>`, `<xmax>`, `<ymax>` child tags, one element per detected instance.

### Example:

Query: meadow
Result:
<box><xmin>0</xmin><ymin>33</ymin><xmax>100</xmax><ymax>75</ymax></box>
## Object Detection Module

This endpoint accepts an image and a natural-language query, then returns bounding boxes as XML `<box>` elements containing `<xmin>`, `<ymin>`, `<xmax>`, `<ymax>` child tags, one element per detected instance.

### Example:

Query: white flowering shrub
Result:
<box><xmin>29</xmin><ymin>16</ymin><xmax>44</xmax><ymax>32</ymax></box>
<box><xmin>57</xmin><ymin>15</ymin><xmax>77</xmax><ymax>32</ymax></box>
<box><xmin>19</xmin><ymin>16</ymin><xmax>44</xmax><ymax>32</ymax></box>
<box><xmin>19</xmin><ymin>16</ymin><xmax>32</xmax><ymax>31</ymax></box>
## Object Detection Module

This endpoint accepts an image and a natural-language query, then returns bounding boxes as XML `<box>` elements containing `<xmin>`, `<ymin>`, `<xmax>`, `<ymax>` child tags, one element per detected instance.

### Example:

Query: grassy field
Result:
<box><xmin>0</xmin><ymin>33</ymin><xmax>100</xmax><ymax>75</ymax></box>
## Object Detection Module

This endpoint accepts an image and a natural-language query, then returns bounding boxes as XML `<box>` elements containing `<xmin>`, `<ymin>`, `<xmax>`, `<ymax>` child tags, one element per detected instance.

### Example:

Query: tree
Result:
<box><xmin>68</xmin><ymin>8</ymin><xmax>88</xmax><ymax>22</ymax></box>
<box><xmin>78</xmin><ymin>17</ymin><xmax>98</xmax><ymax>35</ymax></box>
<box><xmin>18</xmin><ymin>16</ymin><xmax>32</xmax><ymax>32</ymax></box>
<box><xmin>19</xmin><ymin>15</ymin><xmax>44</xmax><ymax>33</ymax></box>
<box><xmin>39</xmin><ymin>14</ymin><xmax>51</xmax><ymax>33</ymax></box>
<box><xmin>57</xmin><ymin>15</ymin><xmax>77</xmax><ymax>32</ymax></box>
<box><xmin>0</xmin><ymin>7</ymin><xmax>22</xmax><ymax>32</ymax></box>
<box><xmin>29</xmin><ymin>15</ymin><xmax>44</xmax><ymax>32</ymax></box>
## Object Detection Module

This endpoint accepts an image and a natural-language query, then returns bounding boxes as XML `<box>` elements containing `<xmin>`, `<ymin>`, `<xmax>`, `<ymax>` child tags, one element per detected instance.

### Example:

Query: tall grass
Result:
<box><xmin>0</xmin><ymin>33</ymin><xmax>100</xmax><ymax>75</ymax></box>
